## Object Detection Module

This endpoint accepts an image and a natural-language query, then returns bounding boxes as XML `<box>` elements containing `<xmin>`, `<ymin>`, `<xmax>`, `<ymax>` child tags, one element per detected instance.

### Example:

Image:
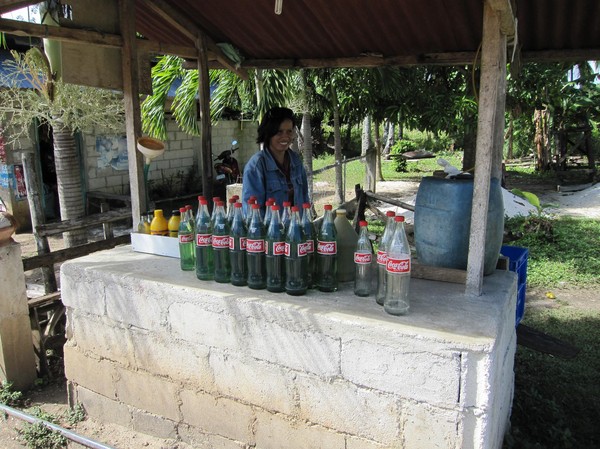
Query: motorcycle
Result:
<box><xmin>214</xmin><ymin>140</ymin><xmax>242</xmax><ymax>185</ymax></box>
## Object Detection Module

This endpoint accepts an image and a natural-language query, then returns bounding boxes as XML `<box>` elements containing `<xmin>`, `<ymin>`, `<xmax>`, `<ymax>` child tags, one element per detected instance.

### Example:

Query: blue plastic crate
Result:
<box><xmin>500</xmin><ymin>245</ymin><xmax>529</xmax><ymax>326</ymax></box>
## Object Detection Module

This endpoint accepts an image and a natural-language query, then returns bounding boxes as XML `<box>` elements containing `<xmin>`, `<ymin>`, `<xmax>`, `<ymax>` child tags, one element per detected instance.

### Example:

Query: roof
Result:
<box><xmin>132</xmin><ymin>0</ymin><xmax>600</xmax><ymax>69</ymax></box>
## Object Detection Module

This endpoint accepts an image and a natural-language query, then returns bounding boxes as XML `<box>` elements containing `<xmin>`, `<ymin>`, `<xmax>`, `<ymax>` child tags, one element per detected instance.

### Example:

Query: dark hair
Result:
<box><xmin>256</xmin><ymin>107</ymin><xmax>296</xmax><ymax>146</ymax></box>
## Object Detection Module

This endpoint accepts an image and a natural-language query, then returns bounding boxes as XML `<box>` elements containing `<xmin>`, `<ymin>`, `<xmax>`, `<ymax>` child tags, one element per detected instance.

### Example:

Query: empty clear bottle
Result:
<box><xmin>229</xmin><ymin>202</ymin><xmax>247</xmax><ymax>286</ymax></box>
<box><xmin>316</xmin><ymin>204</ymin><xmax>337</xmax><ymax>292</ymax></box>
<box><xmin>212</xmin><ymin>201</ymin><xmax>231</xmax><ymax>283</ymax></box>
<box><xmin>285</xmin><ymin>206</ymin><xmax>308</xmax><ymax>296</ymax></box>
<box><xmin>246</xmin><ymin>203</ymin><xmax>266</xmax><ymax>289</ymax></box>
<box><xmin>354</xmin><ymin>220</ymin><xmax>373</xmax><ymax>296</ymax></box>
<box><xmin>384</xmin><ymin>215</ymin><xmax>411</xmax><ymax>315</ymax></box>
<box><xmin>195</xmin><ymin>198</ymin><xmax>214</xmax><ymax>280</ymax></box>
<box><xmin>376</xmin><ymin>211</ymin><xmax>396</xmax><ymax>305</ymax></box>
<box><xmin>266</xmin><ymin>205</ymin><xmax>285</xmax><ymax>292</ymax></box>
<box><xmin>178</xmin><ymin>207</ymin><xmax>195</xmax><ymax>271</ymax></box>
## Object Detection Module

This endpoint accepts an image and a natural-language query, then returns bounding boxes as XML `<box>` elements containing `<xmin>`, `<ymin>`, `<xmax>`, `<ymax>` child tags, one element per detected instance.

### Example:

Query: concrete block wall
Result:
<box><xmin>61</xmin><ymin>246</ymin><xmax>516</xmax><ymax>449</ymax></box>
<box><xmin>82</xmin><ymin>119</ymin><xmax>257</xmax><ymax>196</ymax></box>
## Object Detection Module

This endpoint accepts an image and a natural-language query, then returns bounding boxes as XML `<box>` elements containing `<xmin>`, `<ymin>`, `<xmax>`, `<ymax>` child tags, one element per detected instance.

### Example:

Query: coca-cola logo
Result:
<box><xmin>305</xmin><ymin>239</ymin><xmax>314</xmax><ymax>253</ymax></box>
<box><xmin>354</xmin><ymin>252</ymin><xmax>372</xmax><ymax>264</ymax></box>
<box><xmin>376</xmin><ymin>250</ymin><xmax>388</xmax><ymax>265</ymax></box>
<box><xmin>273</xmin><ymin>241</ymin><xmax>286</xmax><ymax>256</ymax></box>
<box><xmin>212</xmin><ymin>235</ymin><xmax>230</xmax><ymax>249</ymax></box>
<box><xmin>247</xmin><ymin>239</ymin><xmax>265</xmax><ymax>253</ymax></box>
<box><xmin>179</xmin><ymin>234</ymin><xmax>194</xmax><ymax>244</ymax></box>
<box><xmin>317</xmin><ymin>240</ymin><xmax>337</xmax><ymax>255</ymax></box>
<box><xmin>386</xmin><ymin>256</ymin><xmax>411</xmax><ymax>274</ymax></box>
<box><xmin>196</xmin><ymin>234</ymin><xmax>212</xmax><ymax>247</ymax></box>
<box><xmin>229</xmin><ymin>236</ymin><xmax>247</xmax><ymax>250</ymax></box>
<box><xmin>298</xmin><ymin>242</ymin><xmax>308</xmax><ymax>257</ymax></box>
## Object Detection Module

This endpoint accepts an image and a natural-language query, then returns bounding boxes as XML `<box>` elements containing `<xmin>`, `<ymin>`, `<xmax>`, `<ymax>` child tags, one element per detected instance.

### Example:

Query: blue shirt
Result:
<box><xmin>242</xmin><ymin>147</ymin><xmax>309</xmax><ymax>215</ymax></box>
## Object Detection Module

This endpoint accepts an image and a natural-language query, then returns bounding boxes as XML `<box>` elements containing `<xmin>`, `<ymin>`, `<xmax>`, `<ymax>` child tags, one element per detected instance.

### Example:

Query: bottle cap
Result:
<box><xmin>303</xmin><ymin>202</ymin><xmax>311</xmax><ymax>208</ymax></box>
<box><xmin>359</xmin><ymin>220</ymin><xmax>368</xmax><ymax>227</ymax></box>
<box><xmin>234</xmin><ymin>202</ymin><xmax>242</xmax><ymax>208</ymax></box>
<box><xmin>292</xmin><ymin>206</ymin><xmax>299</xmax><ymax>212</ymax></box>
<box><xmin>395</xmin><ymin>216</ymin><xmax>405</xmax><ymax>222</ymax></box>
<box><xmin>252</xmin><ymin>203</ymin><xmax>260</xmax><ymax>209</ymax></box>
<box><xmin>272</xmin><ymin>205</ymin><xmax>280</xmax><ymax>211</ymax></box>
<box><xmin>386</xmin><ymin>211</ymin><xmax>395</xmax><ymax>217</ymax></box>
<box><xmin>324</xmin><ymin>204</ymin><xmax>332</xmax><ymax>210</ymax></box>
<box><xmin>179</xmin><ymin>207</ymin><xmax>186</xmax><ymax>213</ymax></box>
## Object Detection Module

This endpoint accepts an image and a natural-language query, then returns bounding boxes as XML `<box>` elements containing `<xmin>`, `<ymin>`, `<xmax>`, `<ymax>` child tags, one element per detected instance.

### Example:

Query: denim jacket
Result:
<box><xmin>242</xmin><ymin>147</ymin><xmax>309</xmax><ymax>214</ymax></box>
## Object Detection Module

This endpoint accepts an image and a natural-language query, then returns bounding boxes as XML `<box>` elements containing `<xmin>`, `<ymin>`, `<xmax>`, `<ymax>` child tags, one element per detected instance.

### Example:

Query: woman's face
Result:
<box><xmin>268</xmin><ymin>119</ymin><xmax>294</xmax><ymax>155</ymax></box>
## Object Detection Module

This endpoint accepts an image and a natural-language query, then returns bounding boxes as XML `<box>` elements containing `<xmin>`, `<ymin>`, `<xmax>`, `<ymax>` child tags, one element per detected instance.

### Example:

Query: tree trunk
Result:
<box><xmin>53</xmin><ymin>125</ymin><xmax>87</xmax><ymax>247</ymax></box>
<box><xmin>362</xmin><ymin>115</ymin><xmax>376</xmax><ymax>192</ymax></box>
<box><xmin>374</xmin><ymin>119</ymin><xmax>384</xmax><ymax>181</ymax></box>
<box><xmin>383</xmin><ymin>120</ymin><xmax>395</xmax><ymax>159</ymax></box>
<box><xmin>505</xmin><ymin>113</ymin><xmax>514</xmax><ymax>159</ymax></box>
<box><xmin>299</xmin><ymin>70</ymin><xmax>314</xmax><ymax>202</ymax></box>
<box><xmin>331</xmin><ymin>83</ymin><xmax>343</xmax><ymax>205</ymax></box>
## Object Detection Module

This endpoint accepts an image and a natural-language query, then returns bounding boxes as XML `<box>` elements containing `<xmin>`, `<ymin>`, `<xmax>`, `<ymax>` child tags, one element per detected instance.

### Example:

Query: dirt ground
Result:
<box><xmin>2</xmin><ymin>174</ymin><xmax>599</xmax><ymax>449</ymax></box>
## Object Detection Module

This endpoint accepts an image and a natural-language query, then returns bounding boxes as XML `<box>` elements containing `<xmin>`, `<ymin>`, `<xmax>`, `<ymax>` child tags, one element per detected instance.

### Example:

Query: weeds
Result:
<box><xmin>18</xmin><ymin>407</ymin><xmax>67</xmax><ymax>449</ymax></box>
<box><xmin>0</xmin><ymin>381</ymin><xmax>23</xmax><ymax>407</ymax></box>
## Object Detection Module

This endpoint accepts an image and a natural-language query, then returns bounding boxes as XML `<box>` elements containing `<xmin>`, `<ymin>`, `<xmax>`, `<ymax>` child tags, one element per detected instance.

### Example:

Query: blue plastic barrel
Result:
<box><xmin>414</xmin><ymin>176</ymin><xmax>504</xmax><ymax>275</ymax></box>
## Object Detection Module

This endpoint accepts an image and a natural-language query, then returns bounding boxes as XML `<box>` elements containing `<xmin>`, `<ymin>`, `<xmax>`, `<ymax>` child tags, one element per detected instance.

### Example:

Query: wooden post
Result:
<box><xmin>119</xmin><ymin>0</ymin><xmax>145</xmax><ymax>224</ymax></box>
<box><xmin>20</xmin><ymin>150</ymin><xmax>57</xmax><ymax>293</ymax></box>
<box><xmin>466</xmin><ymin>2</ymin><xmax>507</xmax><ymax>295</ymax></box>
<box><xmin>196</xmin><ymin>34</ymin><xmax>213</xmax><ymax>202</ymax></box>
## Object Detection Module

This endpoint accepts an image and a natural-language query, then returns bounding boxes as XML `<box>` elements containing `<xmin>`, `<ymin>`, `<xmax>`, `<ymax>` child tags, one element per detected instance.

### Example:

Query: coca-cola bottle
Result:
<box><xmin>265</xmin><ymin>205</ymin><xmax>285</xmax><ymax>292</ymax></box>
<box><xmin>226</xmin><ymin>197</ymin><xmax>237</xmax><ymax>226</ymax></box>
<box><xmin>301</xmin><ymin>202</ymin><xmax>316</xmax><ymax>288</ymax></box>
<box><xmin>354</xmin><ymin>220</ymin><xmax>373</xmax><ymax>296</ymax></box>
<box><xmin>384</xmin><ymin>215</ymin><xmax>411</xmax><ymax>315</ymax></box>
<box><xmin>285</xmin><ymin>206</ymin><xmax>308</xmax><ymax>296</ymax></box>
<box><xmin>246</xmin><ymin>203</ymin><xmax>266</xmax><ymax>289</ymax></box>
<box><xmin>245</xmin><ymin>198</ymin><xmax>256</xmax><ymax>229</ymax></box>
<box><xmin>210</xmin><ymin>196</ymin><xmax>221</xmax><ymax>227</ymax></box>
<box><xmin>263</xmin><ymin>199</ymin><xmax>274</xmax><ymax>230</ymax></box>
<box><xmin>178</xmin><ymin>206</ymin><xmax>195</xmax><ymax>271</ymax></box>
<box><xmin>281</xmin><ymin>201</ymin><xmax>292</xmax><ymax>233</ymax></box>
<box><xmin>195</xmin><ymin>198</ymin><xmax>214</xmax><ymax>280</ymax></box>
<box><xmin>376</xmin><ymin>211</ymin><xmax>396</xmax><ymax>305</ymax></box>
<box><xmin>229</xmin><ymin>202</ymin><xmax>247</xmax><ymax>286</ymax></box>
<box><xmin>212</xmin><ymin>201</ymin><xmax>231</xmax><ymax>283</ymax></box>
<box><xmin>316</xmin><ymin>204</ymin><xmax>337</xmax><ymax>292</ymax></box>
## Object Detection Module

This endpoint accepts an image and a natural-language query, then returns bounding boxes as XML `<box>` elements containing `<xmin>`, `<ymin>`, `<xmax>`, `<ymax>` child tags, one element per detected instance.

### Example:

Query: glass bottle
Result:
<box><xmin>229</xmin><ymin>202</ymin><xmax>248</xmax><ymax>286</ymax></box>
<box><xmin>354</xmin><ymin>220</ymin><xmax>373</xmax><ymax>296</ymax></box>
<box><xmin>137</xmin><ymin>213</ymin><xmax>148</xmax><ymax>234</ymax></box>
<box><xmin>316</xmin><ymin>204</ymin><xmax>337</xmax><ymax>292</ymax></box>
<box><xmin>285</xmin><ymin>206</ymin><xmax>308</xmax><ymax>296</ymax></box>
<box><xmin>384</xmin><ymin>216</ymin><xmax>411</xmax><ymax>316</ymax></box>
<box><xmin>212</xmin><ymin>201</ymin><xmax>231</xmax><ymax>283</ymax></box>
<box><xmin>178</xmin><ymin>207</ymin><xmax>195</xmax><ymax>271</ymax></box>
<box><xmin>376</xmin><ymin>211</ymin><xmax>396</xmax><ymax>305</ymax></box>
<box><xmin>265</xmin><ymin>205</ymin><xmax>285</xmax><ymax>292</ymax></box>
<box><xmin>150</xmin><ymin>209</ymin><xmax>168</xmax><ymax>236</ymax></box>
<box><xmin>195</xmin><ymin>198</ymin><xmax>214</xmax><ymax>280</ymax></box>
<box><xmin>281</xmin><ymin>201</ymin><xmax>292</xmax><ymax>234</ymax></box>
<box><xmin>301</xmin><ymin>202</ymin><xmax>316</xmax><ymax>288</ymax></box>
<box><xmin>334</xmin><ymin>208</ymin><xmax>358</xmax><ymax>282</ymax></box>
<box><xmin>246</xmin><ymin>203</ymin><xmax>266</xmax><ymax>289</ymax></box>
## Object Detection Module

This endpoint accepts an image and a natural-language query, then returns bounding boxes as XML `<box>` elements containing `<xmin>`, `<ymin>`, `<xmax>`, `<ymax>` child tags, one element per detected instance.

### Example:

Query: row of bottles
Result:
<box><xmin>174</xmin><ymin>196</ymin><xmax>340</xmax><ymax>296</ymax></box>
<box><xmin>140</xmin><ymin>198</ymin><xmax>412</xmax><ymax>315</ymax></box>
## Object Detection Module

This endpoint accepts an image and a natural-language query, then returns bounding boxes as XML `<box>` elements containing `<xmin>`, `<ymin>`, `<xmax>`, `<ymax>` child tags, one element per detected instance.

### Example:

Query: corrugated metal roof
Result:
<box><xmin>132</xmin><ymin>0</ymin><xmax>600</xmax><ymax>67</ymax></box>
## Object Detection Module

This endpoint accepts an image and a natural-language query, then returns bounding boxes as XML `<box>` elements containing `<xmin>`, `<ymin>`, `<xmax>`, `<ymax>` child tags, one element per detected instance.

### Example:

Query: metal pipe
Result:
<box><xmin>0</xmin><ymin>403</ymin><xmax>117</xmax><ymax>449</ymax></box>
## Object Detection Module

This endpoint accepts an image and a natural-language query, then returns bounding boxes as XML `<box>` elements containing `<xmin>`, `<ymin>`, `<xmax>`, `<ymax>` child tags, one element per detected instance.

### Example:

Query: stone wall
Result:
<box><xmin>62</xmin><ymin>246</ymin><xmax>516</xmax><ymax>449</ymax></box>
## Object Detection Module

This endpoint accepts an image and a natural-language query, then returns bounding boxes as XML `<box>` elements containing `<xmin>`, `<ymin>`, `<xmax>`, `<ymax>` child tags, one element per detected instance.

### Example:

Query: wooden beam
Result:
<box><xmin>0</xmin><ymin>17</ymin><xmax>122</xmax><ymax>47</ymax></box>
<box><xmin>141</xmin><ymin>0</ymin><xmax>248</xmax><ymax>79</ymax></box>
<box><xmin>466</xmin><ymin>2</ymin><xmax>507</xmax><ymax>296</ymax></box>
<box><xmin>0</xmin><ymin>0</ymin><xmax>36</xmax><ymax>15</ymax></box>
<box><xmin>120</xmin><ymin>0</ymin><xmax>146</xmax><ymax>223</ymax></box>
<box><xmin>196</xmin><ymin>34</ymin><xmax>213</xmax><ymax>203</ymax></box>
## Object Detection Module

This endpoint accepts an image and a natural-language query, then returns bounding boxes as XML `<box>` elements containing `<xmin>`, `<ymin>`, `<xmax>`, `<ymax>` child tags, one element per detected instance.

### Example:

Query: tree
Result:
<box><xmin>0</xmin><ymin>49</ymin><xmax>124</xmax><ymax>246</ymax></box>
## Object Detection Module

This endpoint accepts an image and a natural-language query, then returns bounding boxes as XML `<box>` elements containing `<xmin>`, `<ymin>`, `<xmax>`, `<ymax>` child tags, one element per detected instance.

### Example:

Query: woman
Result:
<box><xmin>242</xmin><ymin>107</ymin><xmax>309</xmax><ymax>214</ymax></box>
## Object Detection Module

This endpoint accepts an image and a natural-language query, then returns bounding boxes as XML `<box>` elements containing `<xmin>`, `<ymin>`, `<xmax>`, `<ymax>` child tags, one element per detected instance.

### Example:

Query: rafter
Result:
<box><xmin>141</xmin><ymin>0</ymin><xmax>248</xmax><ymax>80</ymax></box>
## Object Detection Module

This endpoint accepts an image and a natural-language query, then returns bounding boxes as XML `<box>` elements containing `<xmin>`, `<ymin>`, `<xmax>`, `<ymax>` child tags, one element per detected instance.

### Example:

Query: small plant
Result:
<box><xmin>65</xmin><ymin>403</ymin><xmax>86</xmax><ymax>426</ymax></box>
<box><xmin>509</xmin><ymin>189</ymin><xmax>555</xmax><ymax>240</ymax></box>
<box><xmin>18</xmin><ymin>407</ymin><xmax>67</xmax><ymax>449</ymax></box>
<box><xmin>390</xmin><ymin>140</ymin><xmax>418</xmax><ymax>172</ymax></box>
<box><xmin>0</xmin><ymin>381</ymin><xmax>23</xmax><ymax>407</ymax></box>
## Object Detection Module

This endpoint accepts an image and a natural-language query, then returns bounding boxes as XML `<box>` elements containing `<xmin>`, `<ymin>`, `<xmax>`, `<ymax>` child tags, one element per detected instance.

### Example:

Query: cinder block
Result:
<box><xmin>0</xmin><ymin>243</ymin><xmax>28</xmax><ymax>316</ymax></box>
<box><xmin>178</xmin><ymin>423</ymin><xmax>246</xmax><ymax>449</ymax></box>
<box><xmin>106</xmin><ymin>175</ymin><xmax>124</xmax><ymax>188</ymax></box>
<box><xmin>131</xmin><ymin>409</ymin><xmax>178</xmax><ymax>440</ymax></box>
<box><xmin>60</xmin><ymin>274</ymin><xmax>106</xmax><ymax>316</ymax></box>
<box><xmin>105</xmin><ymin>281</ymin><xmax>165</xmax><ymax>330</ymax></box>
<box><xmin>346</xmin><ymin>436</ymin><xmax>397</xmax><ymax>449</ymax></box>
<box><xmin>87</xmin><ymin>177</ymin><xmax>107</xmax><ymax>190</ymax></box>
<box><xmin>295</xmin><ymin>373</ymin><xmax>400</xmax><ymax>444</ymax></box>
<box><xmin>180</xmin><ymin>388</ymin><xmax>255</xmax><ymax>443</ymax></box>
<box><xmin>253</xmin><ymin>409</ymin><xmax>345</xmax><ymax>449</ymax></box>
<box><xmin>63</xmin><ymin>345</ymin><xmax>118</xmax><ymax>399</ymax></box>
<box><xmin>130</xmin><ymin>328</ymin><xmax>213</xmax><ymax>390</ymax></box>
<box><xmin>76</xmin><ymin>386</ymin><xmax>132</xmax><ymax>428</ymax></box>
<box><xmin>69</xmin><ymin>314</ymin><xmax>135</xmax><ymax>366</ymax></box>
<box><xmin>460</xmin><ymin>351</ymin><xmax>492</xmax><ymax>409</ymax></box>
<box><xmin>402</xmin><ymin>401</ymin><xmax>462</xmax><ymax>449</ymax></box>
<box><xmin>115</xmin><ymin>366</ymin><xmax>181</xmax><ymax>421</ymax></box>
<box><xmin>210</xmin><ymin>349</ymin><xmax>295</xmax><ymax>415</ymax></box>
<box><xmin>341</xmin><ymin>339</ymin><xmax>461</xmax><ymax>407</ymax></box>
<box><xmin>0</xmin><ymin>315</ymin><xmax>37</xmax><ymax>390</ymax></box>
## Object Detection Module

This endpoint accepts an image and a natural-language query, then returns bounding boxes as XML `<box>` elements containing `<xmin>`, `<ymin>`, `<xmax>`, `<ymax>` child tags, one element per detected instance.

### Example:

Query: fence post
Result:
<box><xmin>0</xmin><ymin>241</ymin><xmax>38</xmax><ymax>390</ymax></box>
